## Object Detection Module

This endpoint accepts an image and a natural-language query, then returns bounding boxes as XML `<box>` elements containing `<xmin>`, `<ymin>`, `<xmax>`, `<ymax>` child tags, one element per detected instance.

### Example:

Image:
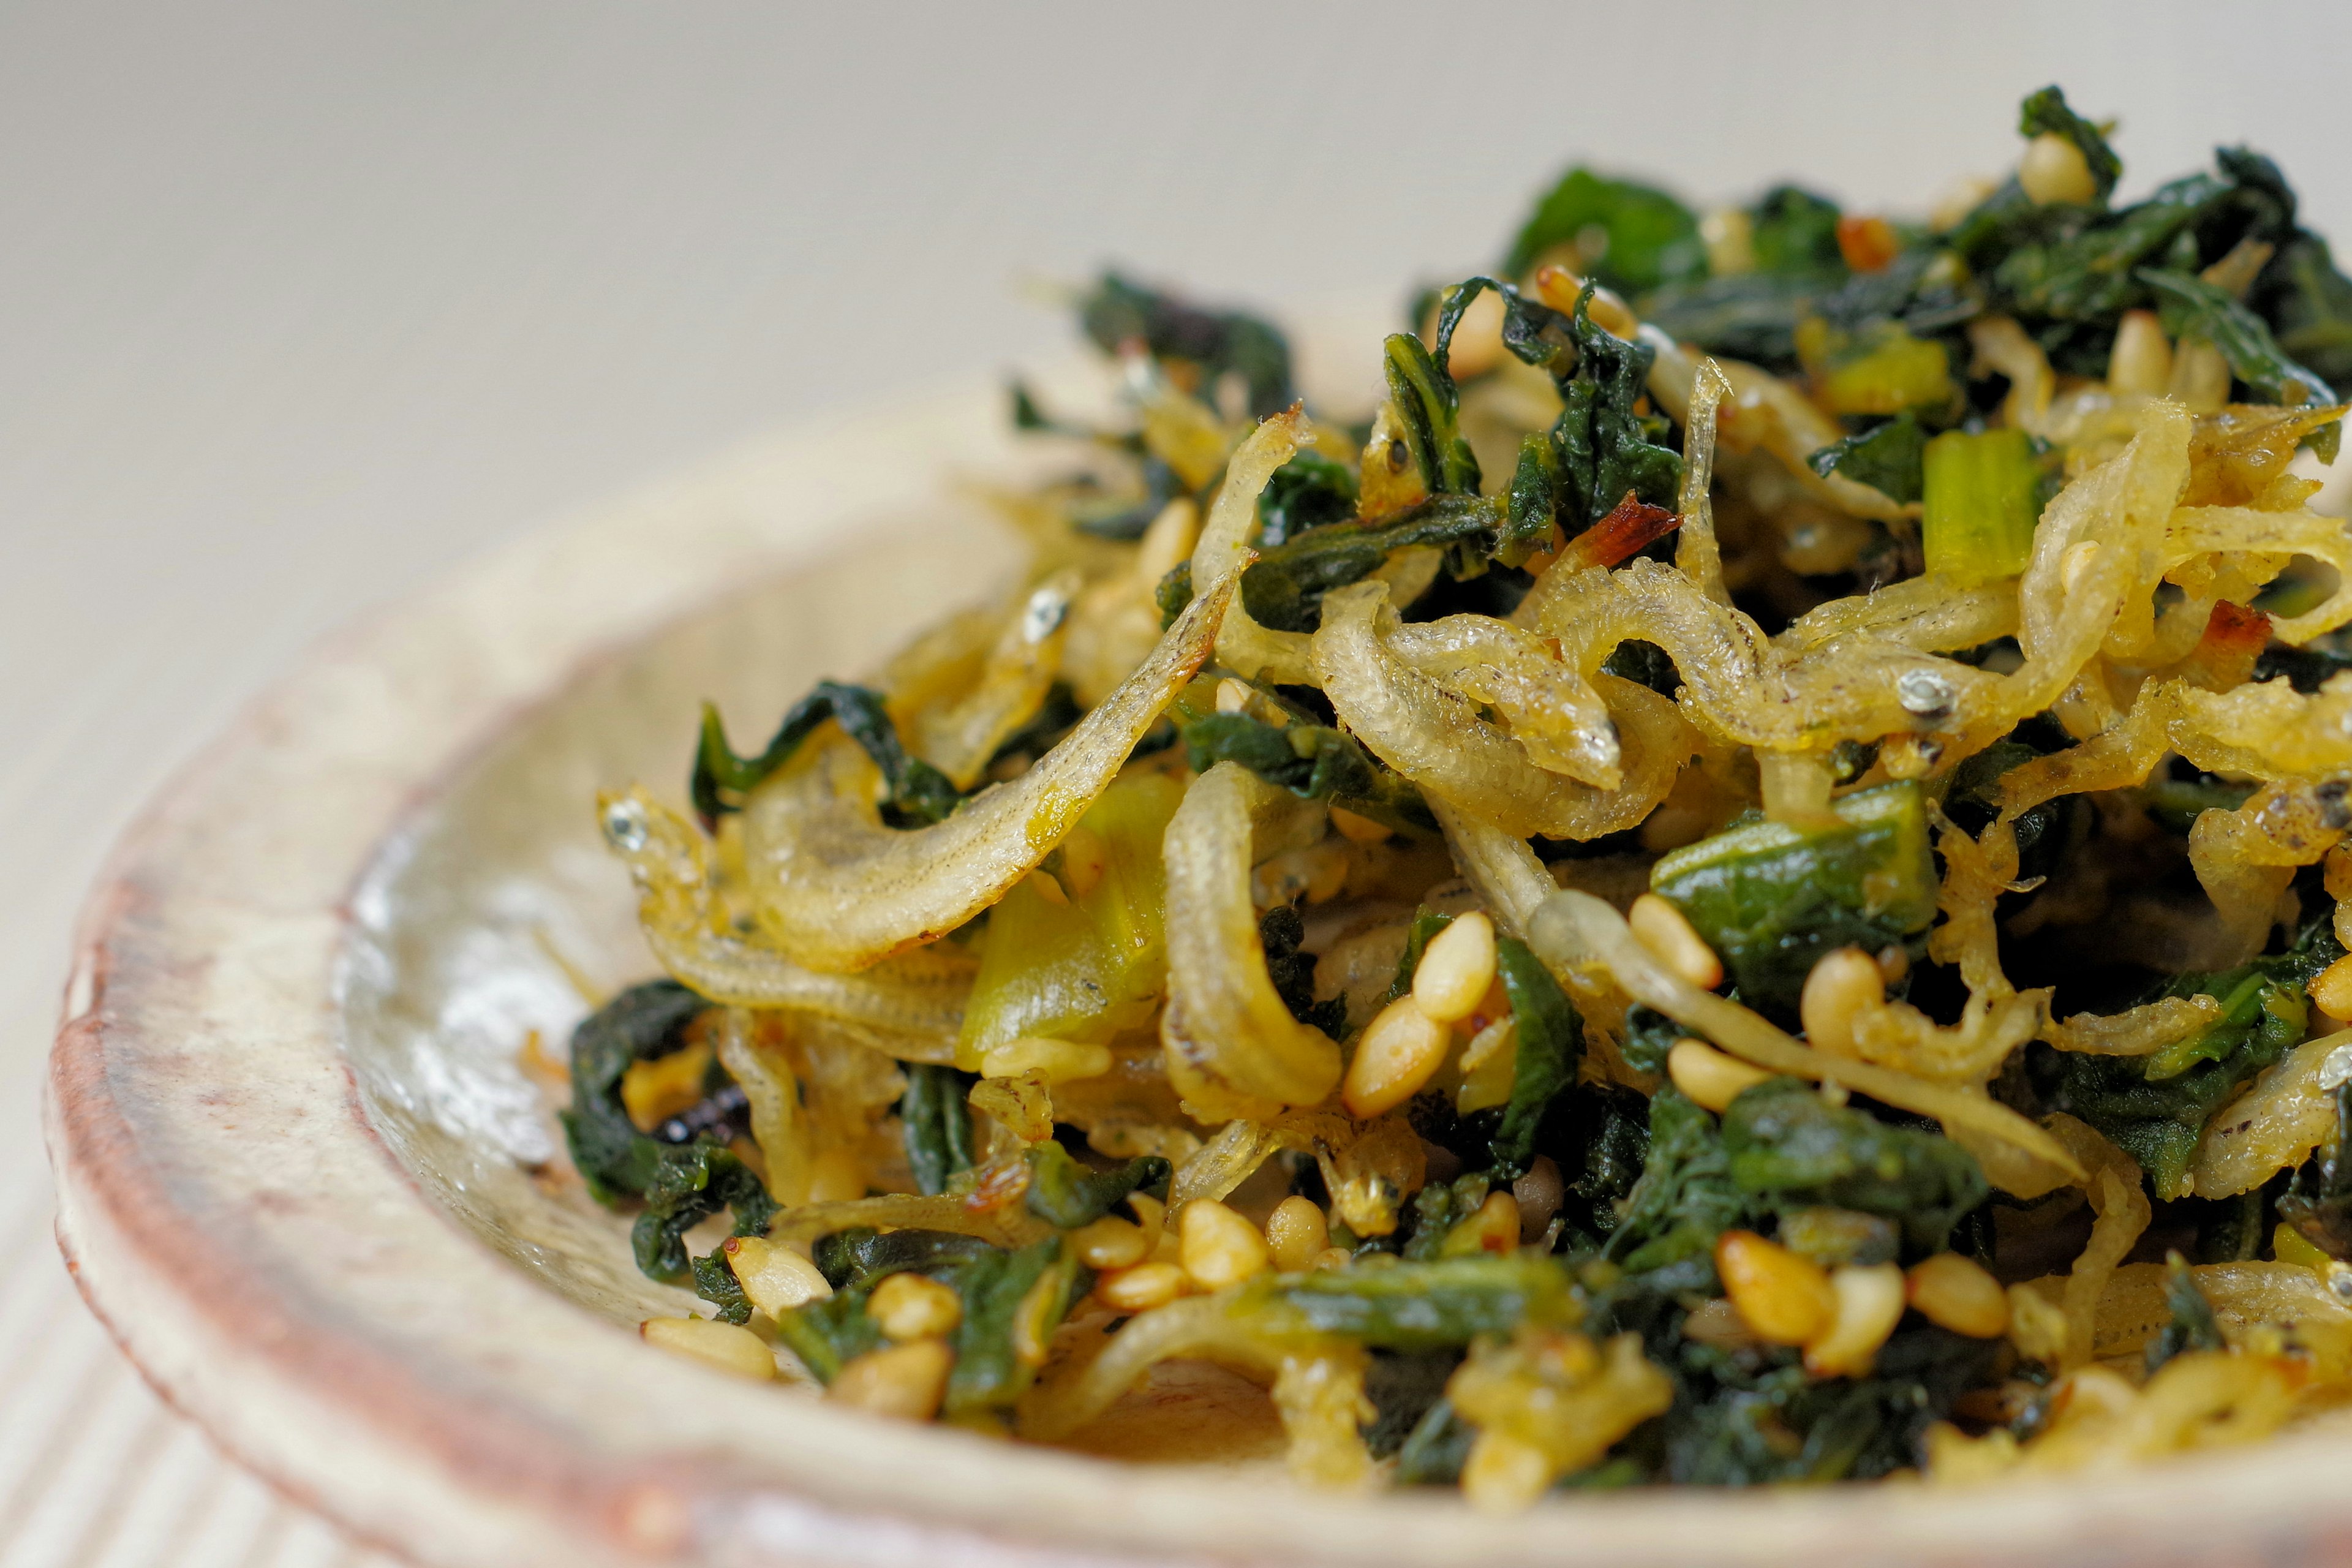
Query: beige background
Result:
<box><xmin>6</xmin><ymin>3</ymin><xmax>2349</xmax><ymax>1562</ymax></box>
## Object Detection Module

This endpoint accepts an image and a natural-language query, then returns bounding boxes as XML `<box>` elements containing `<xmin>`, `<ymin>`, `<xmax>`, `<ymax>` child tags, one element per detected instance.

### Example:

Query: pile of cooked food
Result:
<box><xmin>567</xmin><ymin>87</ymin><xmax>2352</xmax><ymax>1504</ymax></box>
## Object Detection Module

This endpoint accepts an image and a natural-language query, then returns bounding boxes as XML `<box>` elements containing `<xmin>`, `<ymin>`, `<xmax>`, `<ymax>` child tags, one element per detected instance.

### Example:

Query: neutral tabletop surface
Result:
<box><xmin>6</xmin><ymin>4</ymin><xmax>2349</xmax><ymax>1564</ymax></box>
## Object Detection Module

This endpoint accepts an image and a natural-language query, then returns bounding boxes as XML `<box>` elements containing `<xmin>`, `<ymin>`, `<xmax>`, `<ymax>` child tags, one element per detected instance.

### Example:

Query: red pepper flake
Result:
<box><xmin>1836</xmin><ymin>215</ymin><xmax>1901</xmax><ymax>274</ymax></box>
<box><xmin>1558</xmin><ymin>490</ymin><xmax>1681</xmax><ymax>573</ymax></box>
<box><xmin>2184</xmin><ymin>599</ymin><xmax>2271</xmax><ymax>688</ymax></box>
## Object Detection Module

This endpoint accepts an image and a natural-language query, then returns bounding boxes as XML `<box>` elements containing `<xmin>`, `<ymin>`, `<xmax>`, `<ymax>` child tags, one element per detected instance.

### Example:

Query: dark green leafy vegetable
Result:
<box><xmin>1153</xmin><ymin>560</ymin><xmax>1194</xmax><ymax>629</ymax></box>
<box><xmin>1362</xmin><ymin>1351</ymin><xmax>1462</xmax><ymax>1459</ymax></box>
<box><xmin>1776</xmin><ymin>1206</ymin><xmax>1900</xmax><ymax>1268</ymax></box>
<box><xmin>1501</xmin><ymin>167</ymin><xmax>1706</xmax><ymax>294</ymax></box>
<box><xmin>1748</xmin><ymin>186</ymin><xmax>1846</xmax><ymax>276</ymax></box>
<box><xmin>2018</xmin><ymin>85</ymin><xmax>2122</xmax><ymax>204</ymax></box>
<box><xmin>1261</xmin><ymin>903</ymin><xmax>1348</xmax><ymax>1039</ymax></box>
<box><xmin>2045</xmin><ymin>909</ymin><xmax>2343</xmax><ymax>1194</ymax></box>
<box><xmin>691</xmin><ymin>1250</ymin><xmax>753</xmax><ymax>1325</ymax></box>
<box><xmin>1239</xmin><ymin>496</ymin><xmax>1498</xmax><ymax>632</ymax></box>
<box><xmin>1384</xmin><ymin>332</ymin><xmax>1483</xmax><ymax>496</ymax></box>
<box><xmin>1721</xmin><ymin>1079</ymin><xmax>1988</xmax><ymax>1254</ymax></box>
<box><xmin>1642</xmin><ymin>271</ymin><xmax>1828</xmax><ymax>372</ymax></box>
<box><xmin>1178</xmin><ymin>707</ymin><xmax>1433</xmax><ymax>833</ymax></box>
<box><xmin>1809</xmin><ymin>412</ymin><xmax>1925</xmax><ymax>505</ymax></box>
<box><xmin>900</xmin><ymin>1063</ymin><xmax>978</xmax><ymax>1197</ymax></box>
<box><xmin>1650</xmin><ymin>782</ymin><xmax>1938</xmax><ymax>1018</ymax></box>
<box><xmin>562</xmin><ymin>979</ymin><xmax>709</xmax><ymax>1204</ymax></box>
<box><xmin>943</xmin><ymin>1238</ymin><xmax>1091</xmax><ymax>1422</ymax></box>
<box><xmin>1488</xmin><ymin>936</ymin><xmax>1581</xmax><ymax>1180</ymax></box>
<box><xmin>1548</xmin><ymin>1085</ymin><xmax>1653</xmax><ymax>1251</ymax></box>
<box><xmin>693</xmin><ymin>681</ymin><xmax>960</xmax><ymax>831</ymax></box>
<box><xmin>559</xmin><ymin>981</ymin><xmax>780</xmax><ymax>1283</ymax></box>
<box><xmin>774</xmin><ymin>1287</ymin><xmax>883</xmax><ymax>1384</ymax></box>
<box><xmin>1549</xmin><ymin>284</ymin><xmax>1684</xmax><ymax>534</ymax></box>
<box><xmin>2278</xmin><ymin>1082</ymin><xmax>2352</xmax><ymax>1259</ymax></box>
<box><xmin>1247</xmin><ymin>1253</ymin><xmax>1575</xmax><ymax>1351</ymax></box>
<box><xmin>1607</xmin><ymin>1085</ymin><xmax>1754</xmax><ymax>1271</ymax></box>
<box><xmin>2140</xmin><ymin>266</ymin><xmax>2340</xmax><ymax>459</ymax></box>
<box><xmin>1022</xmin><ymin>1142</ymin><xmax>1171</xmax><ymax>1229</ymax></box>
<box><xmin>1079</xmin><ymin>272</ymin><xmax>1294</xmax><ymax>418</ymax></box>
<box><xmin>1393</xmin><ymin>1398</ymin><xmax>1475</xmax><ymax>1485</ymax></box>
<box><xmin>1662</xmin><ymin>1325</ymin><xmax>2001</xmax><ymax>1484</ymax></box>
<box><xmin>1256</xmin><ymin>450</ymin><xmax>1359</xmax><ymax>548</ymax></box>
<box><xmin>1384</xmin><ymin>908</ymin><xmax>1454</xmax><ymax>1006</ymax></box>
<box><xmin>1616</xmin><ymin>1003</ymin><xmax>1681</xmax><ymax>1078</ymax></box>
<box><xmin>2144</xmin><ymin>1251</ymin><xmax>2225</xmax><ymax>1374</ymax></box>
<box><xmin>812</xmin><ymin>1226</ymin><xmax>998</xmax><ymax>1291</ymax></box>
<box><xmin>1402</xmin><ymin>1172</ymin><xmax>1494</xmax><ymax>1262</ymax></box>
<box><xmin>2255</xmin><ymin>233</ymin><xmax>2352</xmax><ymax>387</ymax></box>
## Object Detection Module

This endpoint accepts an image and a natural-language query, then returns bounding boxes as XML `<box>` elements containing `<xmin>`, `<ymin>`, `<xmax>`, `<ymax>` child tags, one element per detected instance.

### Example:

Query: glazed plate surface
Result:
<box><xmin>45</xmin><ymin>377</ymin><xmax>2352</xmax><ymax>1568</ymax></box>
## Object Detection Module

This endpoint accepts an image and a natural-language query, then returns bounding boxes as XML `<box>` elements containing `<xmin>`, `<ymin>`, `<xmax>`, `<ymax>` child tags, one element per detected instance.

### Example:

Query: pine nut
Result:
<box><xmin>1311</xmin><ymin>1247</ymin><xmax>1353</xmax><ymax>1270</ymax></box>
<box><xmin>722</xmin><ymin>1235</ymin><xmax>833</xmax><ymax>1316</ymax></box>
<box><xmin>1265</xmin><ymin>1195</ymin><xmax>1330</xmax><ymax>1273</ymax></box>
<box><xmin>1629</xmin><ymin>894</ymin><xmax>1723</xmax><ymax>989</ymax></box>
<box><xmin>1342</xmin><ymin>995</ymin><xmax>1452</xmax><ymax>1118</ymax></box>
<box><xmin>641</xmin><ymin>1316</ymin><xmax>776</xmax><ymax>1381</ymax></box>
<box><xmin>1667</xmin><ymin>1038</ymin><xmax>1771</xmax><ymax>1112</ymax></box>
<box><xmin>1126</xmin><ymin>1191</ymin><xmax>1166</xmax><ymax>1240</ymax></box>
<box><xmin>1440</xmin><ymin>1191</ymin><xmax>1523</xmax><ymax>1257</ymax></box>
<box><xmin>1097</xmin><ymin>1261</ymin><xmax>1187</xmax><ymax>1311</ymax></box>
<box><xmin>1069</xmin><ymin>1213</ymin><xmax>1151</xmax><ymax>1270</ymax></box>
<box><xmin>1215</xmin><ymin>678</ymin><xmax>1253</xmax><ymax>715</ymax></box>
<box><xmin>1906</xmin><ymin>1253</ymin><xmax>2011</xmax><ymax>1338</ymax></box>
<box><xmin>2169</xmin><ymin>337</ymin><xmax>2231</xmax><ymax>412</ymax></box>
<box><xmin>980</xmin><ymin>1036</ymin><xmax>1114</xmax><ymax>1083</ymax></box>
<box><xmin>1252</xmin><ymin>841</ymin><xmax>1351</xmax><ymax>907</ymax></box>
<box><xmin>1804</xmin><ymin>1263</ymin><xmax>1907</xmax><ymax>1378</ymax></box>
<box><xmin>2019</xmin><ymin>132</ymin><xmax>2097</xmax><ymax>206</ymax></box>
<box><xmin>1180</xmin><ymin>1199</ymin><xmax>1272</xmax><ymax>1290</ymax></box>
<box><xmin>1800</xmin><ymin>947</ymin><xmax>1884</xmax><ymax>1057</ymax></box>
<box><xmin>2107</xmin><ymin>309</ymin><xmax>2173</xmax><ymax>396</ymax></box>
<box><xmin>1512</xmin><ymin>1156</ymin><xmax>1564</xmax><ymax>1242</ymax></box>
<box><xmin>1329</xmin><ymin>805</ymin><xmax>1392</xmax><ymax>845</ymax></box>
<box><xmin>1057</xmin><ymin>826</ymin><xmax>1109</xmax><ymax>900</ymax></box>
<box><xmin>1413</xmin><ymin>911</ymin><xmax>1498</xmax><ymax>1023</ymax></box>
<box><xmin>2310</xmin><ymin>954</ymin><xmax>2352</xmax><ymax>1022</ymax></box>
<box><xmin>1716</xmin><ymin>1230</ymin><xmax>1836</xmax><ymax>1345</ymax></box>
<box><xmin>870</xmin><ymin>1272</ymin><xmax>963</xmax><ymax>1341</ymax></box>
<box><xmin>828</xmin><ymin>1338</ymin><xmax>952</xmax><ymax>1419</ymax></box>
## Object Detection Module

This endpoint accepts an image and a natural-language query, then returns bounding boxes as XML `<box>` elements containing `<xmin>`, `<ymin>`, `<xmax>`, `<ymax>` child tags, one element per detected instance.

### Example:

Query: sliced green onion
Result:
<box><xmin>1921</xmin><ymin>428</ymin><xmax>2040</xmax><ymax>584</ymax></box>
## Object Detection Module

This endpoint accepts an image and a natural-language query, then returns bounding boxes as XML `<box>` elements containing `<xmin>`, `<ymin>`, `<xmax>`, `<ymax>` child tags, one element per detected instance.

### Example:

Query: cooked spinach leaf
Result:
<box><xmin>1502</xmin><ymin>167</ymin><xmax>1706</xmax><ymax>294</ymax></box>
<box><xmin>1721</xmin><ymin>1078</ymin><xmax>1988</xmax><ymax>1254</ymax></box>
<box><xmin>1178</xmin><ymin>707</ymin><xmax>1433</xmax><ymax>833</ymax></box>
<box><xmin>2045</xmin><ymin>909</ymin><xmax>2343</xmax><ymax>1195</ymax></box>
<box><xmin>2278</xmin><ymin>1082</ymin><xmax>2352</xmax><ymax>1259</ymax></box>
<box><xmin>1488</xmin><ymin>936</ymin><xmax>1581</xmax><ymax>1180</ymax></box>
<box><xmin>1079</xmin><ymin>272</ymin><xmax>1294</xmax><ymax>418</ymax></box>
<box><xmin>900</xmin><ymin>1063</ymin><xmax>978</xmax><ymax>1197</ymax></box>
<box><xmin>2143</xmin><ymin>1250</ymin><xmax>2225</xmax><ymax>1374</ymax></box>
<box><xmin>1022</xmin><ymin>1141</ymin><xmax>1171</xmax><ymax>1230</ymax></box>
<box><xmin>2018</xmin><ymin>85</ymin><xmax>2122</xmax><ymax>204</ymax></box>
<box><xmin>1809</xmin><ymin>412</ymin><xmax>1926</xmax><ymax>505</ymax></box>
<box><xmin>694</xmin><ymin>681</ymin><xmax>960</xmax><ymax>830</ymax></box>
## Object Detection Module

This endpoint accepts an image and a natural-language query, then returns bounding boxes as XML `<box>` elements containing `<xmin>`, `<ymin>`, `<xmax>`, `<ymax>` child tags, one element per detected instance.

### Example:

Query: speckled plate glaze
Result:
<box><xmin>44</xmin><ymin>364</ymin><xmax>2352</xmax><ymax>1568</ymax></box>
